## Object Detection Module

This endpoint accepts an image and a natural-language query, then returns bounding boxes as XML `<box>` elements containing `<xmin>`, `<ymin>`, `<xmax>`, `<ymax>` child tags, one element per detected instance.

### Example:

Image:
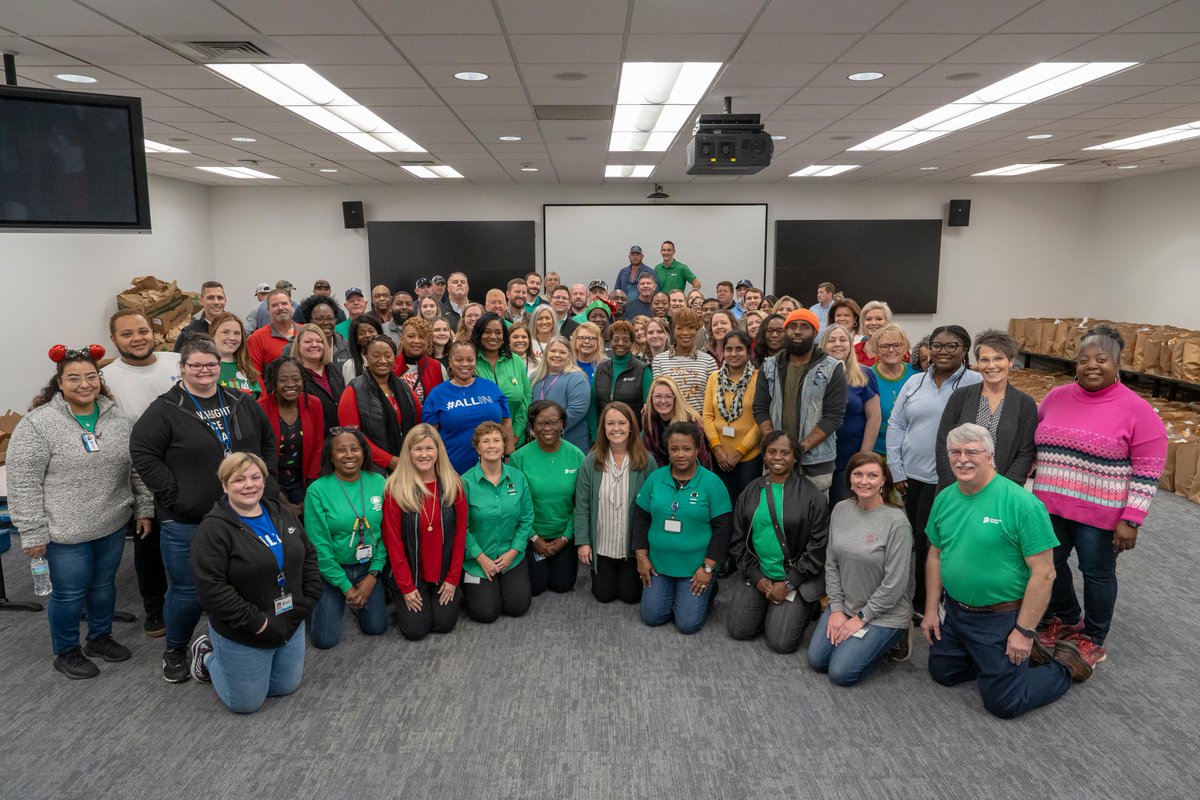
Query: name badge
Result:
<box><xmin>463</xmin><ymin>573</ymin><xmax>482</xmax><ymax>585</ymax></box>
<box><xmin>82</xmin><ymin>433</ymin><xmax>101</xmax><ymax>453</ymax></box>
<box><xmin>355</xmin><ymin>544</ymin><xmax>373</xmax><ymax>563</ymax></box>
<box><xmin>274</xmin><ymin>593</ymin><xmax>294</xmax><ymax>615</ymax></box>
<box><xmin>721</xmin><ymin>425</ymin><xmax>736</xmax><ymax>438</ymax></box>
<box><xmin>664</xmin><ymin>519</ymin><xmax>682</xmax><ymax>533</ymax></box>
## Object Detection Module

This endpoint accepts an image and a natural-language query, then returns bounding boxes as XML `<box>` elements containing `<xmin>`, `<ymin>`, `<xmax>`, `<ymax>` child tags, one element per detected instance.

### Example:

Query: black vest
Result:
<box><xmin>593</xmin><ymin>356</ymin><xmax>648</xmax><ymax>419</ymax></box>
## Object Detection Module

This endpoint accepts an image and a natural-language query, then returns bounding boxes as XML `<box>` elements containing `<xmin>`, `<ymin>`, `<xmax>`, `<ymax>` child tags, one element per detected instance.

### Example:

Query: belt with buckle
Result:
<box><xmin>950</xmin><ymin>597</ymin><xmax>1022</xmax><ymax>614</ymax></box>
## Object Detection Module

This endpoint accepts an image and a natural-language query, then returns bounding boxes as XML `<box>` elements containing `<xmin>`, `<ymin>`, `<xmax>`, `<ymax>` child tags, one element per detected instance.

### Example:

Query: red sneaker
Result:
<box><xmin>1036</xmin><ymin>618</ymin><xmax>1083</xmax><ymax>650</ymax></box>
<box><xmin>1072</xmin><ymin>635</ymin><xmax>1108</xmax><ymax>668</ymax></box>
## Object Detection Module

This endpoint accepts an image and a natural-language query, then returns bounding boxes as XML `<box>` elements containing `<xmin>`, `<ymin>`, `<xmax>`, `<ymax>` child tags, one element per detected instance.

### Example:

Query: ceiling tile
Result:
<box><xmin>767</xmin><ymin>104</ymin><xmax>859</xmax><ymax>121</ymax></box>
<box><xmin>731</xmin><ymin>34</ymin><xmax>861</xmax><ymax>64</ymax></box>
<box><xmin>454</xmin><ymin>105</ymin><xmax>537</xmax><ymax>121</ymax></box>
<box><xmin>13</xmin><ymin>65</ymin><xmax>142</xmax><ymax>89</ymax></box>
<box><xmin>753</xmin><ymin>1</ymin><xmax>903</xmax><ymax>34</ymax></box>
<box><xmin>509</xmin><ymin>35</ymin><xmax>623</xmax><ymax>64</ymax></box>
<box><xmin>715</xmin><ymin>63</ymin><xmax>826</xmax><ymax>88</ymax></box>
<box><xmin>807</xmin><ymin>63</ymin><xmax>928</xmax><ymax>87</ymax></box>
<box><xmin>998</xmin><ymin>0</ymin><xmax>1175</xmax><ymax>34</ymax></box>
<box><xmin>269</xmin><ymin>35</ymin><xmax>409</xmax><ymax>65</ymax></box>
<box><xmin>0</xmin><ymin>35</ymin><xmax>86</xmax><ymax>66</ymax></box>
<box><xmin>874</xmin><ymin>0</ymin><xmax>1041</xmax><ymax>34</ymax></box>
<box><xmin>837</xmin><ymin>34</ymin><xmax>981</xmax><ymax>63</ymax></box>
<box><xmin>30</xmin><ymin>36</ymin><xmax>192</xmax><ymax>65</ymax></box>
<box><xmin>1128</xmin><ymin>85</ymin><xmax>1200</xmax><ymax>103</ymax></box>
<box><xmin>357</xmin><ymin>0</ymin><xmax>502</xmax><ymax>34</ymax></box>
<box><xmin>144</xmin><ymin>107</ymin><xmax>227</xmax><ymax>123</ymax></box>
<box><xmin>438</xmin><ymin>87</ymin><xmax>531</xmax><ymax>105</ymax></box>
<box><xmin>2</xmin><ymin>1</ymin><xmax>129</xmax><ymax>35</ymax></box>
<box><xmin>626</xmin><ymin>34</ymin><xmax>744</xmax><ymax>61</ymax></box>
<box><xmin>629</xmin><ymin>0</ymin><xmax>763</xmax><ymax>34</ymax></box>
<box><xmin>218</xmin><ymin>0</ymin><xmax>378</xmax><ymax>35</ymax></box>
<box><xmin>519</xmin><ymin>64</ymin><xmax>620</xmax><ymax>88</ymax></box>
<box><xmin>84</xmin><ymin>0</ymin><xmax>256</xmax><ymax>37</ymax></box>
<box><xmin>784</xmin><ymin>87</ymin><xmax>890</xmax><ymax>105</ymax></box>
<box><xmin>942</xmin><ymin>34</ymin><xmax>1093</xmax><ymax>63</ymax></box>
<box><xmin>105</xmin><ymin>65</ymin><xmax>232</xmax><ymax>89</ymax></box>
<box><xmin>526</xmin><ymin>87</ymin><xmax>615</xmax><ymax>105</ymax></box>
<box><xmin>423</xmin><ymin>63</ymin><xmax>522</xmax><ymax>88</ymax></box>
<box><xmin>339</xmin><ymin>87</ymin><xmax>444</xmax><ymax>105</ymax></box>
<box><xmin>496</xmin><ymin>0</ymin><xmax>628</xmax><ymax>34</ymax></box>
<box><xmin>1119</xmin><ymin>2</ymin><xmax>1200</xmax><ymax>33</ymax></box>
<box><xmin>1057</xmin><ymin>32</ymin><xmax>1200</xmax><ymax>61</ymax></box>
<box><xmin>390</xmin><ymin>35</ymin><xmax>513</xmax><ymax>64</ymax></box>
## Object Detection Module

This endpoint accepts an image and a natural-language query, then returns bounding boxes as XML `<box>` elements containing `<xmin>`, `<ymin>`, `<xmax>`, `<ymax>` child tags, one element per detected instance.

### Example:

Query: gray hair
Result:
<box><xmin>973</xmin><ymin>328</ymin><xmax>1018</xmax><ymax>361</ymax></box>
<box><xmin>945</xmin><ymin>423</ymin><xmax>995</xmax><ymax>456</ymax></box>
<box><xmin>1079</xmin><ymin>324</ymin><xmax>1123</xmax><ymax>362</ymax></box>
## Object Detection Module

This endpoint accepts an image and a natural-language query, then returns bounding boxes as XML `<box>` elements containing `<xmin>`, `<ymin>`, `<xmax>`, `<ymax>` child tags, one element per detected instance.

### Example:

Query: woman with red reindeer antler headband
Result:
<box><xmin>7</xmin><ymin>344</ymin><xmax>156</xmax><ymax>680</ymax></box>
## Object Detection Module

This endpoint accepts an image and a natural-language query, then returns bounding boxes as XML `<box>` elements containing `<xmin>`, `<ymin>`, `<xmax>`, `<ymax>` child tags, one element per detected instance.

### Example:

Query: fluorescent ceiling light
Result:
<box><xmin>972</xmin><ymin>163</ymin><xmax>1062</xmax><ymax>177</ymax></box>
<box><xmin>606</xmin><ymin>165</ymin><xmax>655</xmax><ymax>178</ymax></box>
<box><xmin>1083</xmin><ymin>120</ymin><xmax>1200</xmax><ymax>150</ymax></box>
<box><xmin>848</xmin><ymin>71</ymin><xmax>884</xmax><ymax>81</ymax></box>
<box><xmin>454</xmin><ymin>71</ymin><xmax>489</xmax><ymax>81</ymax></box>
<box><xmin>231</xmin><ymin>136</ymin><xmax>257</xmax><ymax>143</ymax></box>
<box><xmin>55</xmin><ymin>73</ymin><xmax>97</xmax><ymax>83</ymax></box>
<box><xmin>790</xmin><ymin>165</ymin><xmax>860</xmax><ymax>177</ymax></box>
<box><xmin>209</xmin><ymin>63</ymin><xmax>426</xmax><ymax>155</ymax></box>
<box><xmin>520</xmin><ymin>166</ymin><xmax>539</xmax><ymax>172</ymax></box>
<box><xmin>850</xmin><ymin>62</ymin><xmax>1138</xmax><ymax>152</ymax></box>
<box><xmin>145</xmin><ymin>140</ymin><xmax>189</xmax><ymax>154</ymax></box>
<box><xmin>610</xmin><ymin>62</ymin><xmax>721</xmax><ymax>152</ymax></box>
<box><xmin>319</xmin><ymin>168</ymin><xmax>338</xmax><ymax>173</ymax></box>
<box><xmin>919</xmin><ymin>166</ymin><xmax>939</xmax><ymax>170</ymax></box>
<box><xmin>402</xmin><ymin>165</ymin><xmax>464</xmax><ymax>179</ymax></box>
<box><xmin>1117</xmin><ymin>164</ymin><xmax>1139</xmax><ymax>169</ymax></box>
<box><xmin>197</xmin><ymin>166</ymin><xmax>280</xmax><ymax>179</ymax></box>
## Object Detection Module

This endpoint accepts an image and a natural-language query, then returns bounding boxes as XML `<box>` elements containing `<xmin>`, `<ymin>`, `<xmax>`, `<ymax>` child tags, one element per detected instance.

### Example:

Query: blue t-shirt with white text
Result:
<box><xmin>422</xmin><ymin>378</ymin><xmax>511</xmax><ymax>473</ymax></box>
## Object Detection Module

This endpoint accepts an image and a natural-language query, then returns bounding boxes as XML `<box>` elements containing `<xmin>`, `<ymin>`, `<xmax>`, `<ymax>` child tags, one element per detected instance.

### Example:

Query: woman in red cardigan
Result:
<box><xmin>258</xmin><ymin>358</ymin><xmax>324</xmax><ymax>510</ymax></box>
<box><xmin>337</xmin><ymin>336</ymin><xmax>422</xmax><ymax>473</ymax></box>
<box><xmin>392</xmin><ymin>317</ymin><xmax>446</xmax><ymax>405</ymax></box>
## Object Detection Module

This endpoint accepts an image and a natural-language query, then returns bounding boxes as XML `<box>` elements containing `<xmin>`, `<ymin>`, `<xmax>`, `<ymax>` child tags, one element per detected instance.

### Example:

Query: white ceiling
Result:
<box><xmin>7</xmin><ymin>0</ymin><xmax>1200</xmax><ymax>186</ymax></box>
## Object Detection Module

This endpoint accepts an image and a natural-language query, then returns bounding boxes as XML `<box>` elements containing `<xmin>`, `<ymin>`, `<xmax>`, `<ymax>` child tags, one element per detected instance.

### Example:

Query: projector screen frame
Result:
<box><xmin>542</xmin><ymin>203</ymin><xmax>769</xmax><ymax>291</ymax></box>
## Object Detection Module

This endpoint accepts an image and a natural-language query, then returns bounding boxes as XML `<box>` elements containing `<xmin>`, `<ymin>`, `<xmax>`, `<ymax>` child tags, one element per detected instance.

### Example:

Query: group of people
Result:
<box><xmin>7</xmin><ymin>248</ymin><xmax>1167</xmax><ymax>719</ymax></box>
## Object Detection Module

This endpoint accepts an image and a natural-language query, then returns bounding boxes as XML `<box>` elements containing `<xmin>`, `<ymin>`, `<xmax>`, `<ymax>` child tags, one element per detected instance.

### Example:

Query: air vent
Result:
<box><xmin>534</xmin><ymin>104</ymin><xmax>613</xmax><ymax>121</ymax></box>
<box><xmin>154</xmin><ymin>37</ymin><xmax>286</xmax><ymax>63</ymax></box>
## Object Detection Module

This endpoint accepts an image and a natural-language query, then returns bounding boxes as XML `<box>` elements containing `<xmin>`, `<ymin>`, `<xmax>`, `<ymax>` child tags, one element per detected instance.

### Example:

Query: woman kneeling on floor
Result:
<box><xmin>189</xmin><ymin>452</ymin><xmax>321</xmax><ymax>713</ymax></box>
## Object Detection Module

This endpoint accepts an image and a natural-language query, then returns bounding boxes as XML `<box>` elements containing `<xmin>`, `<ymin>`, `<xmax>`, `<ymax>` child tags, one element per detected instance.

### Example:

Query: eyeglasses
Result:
<box><xmin>534</xmin><ymin>419</ymin><xmax>564</xmax><ymax>429</ymax></box>
<box><xmin>948</xmin><ymin>448</ymin><xmax>987</xmax><ymax>458</ymax></box>
<box><xmin>930</xmin><ymin>342</ymin><xmax>963</xmax><ymax>352</ymax></box>
<box><xmin>329</xmin><ymin>426</ymin><xmax>360</xmax><ymax>435</ymax></box>
<box><xmin>185</xmin><ymin>362</ymin><xmax>221</xmax><ymax>372</ymax></box>
<box><xmin>62</xmin><ymin>373</ymin><xmax>101</xmax><ymax>385</ymax></box>
<box><xmin>877</xmin><ymin>342</ymin><xmax>905</xmax><ymax>352</ymax></box>
<box><xmin>576</xmin><ymin>336</ymin><xmax>598</xmax><ymax>343</ymax></box>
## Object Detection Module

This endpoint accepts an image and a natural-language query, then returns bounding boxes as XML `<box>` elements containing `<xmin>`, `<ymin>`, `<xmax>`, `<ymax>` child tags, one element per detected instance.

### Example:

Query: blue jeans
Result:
<box><xmin>640</xmin><ymin>573</ymin><xmax>713</xmax><ymax>635</ymax></box>
<box><xmin>206</xmin><ymin>621</ymin><xmax>306</xmax><ymax>714</ymax></box>
<box><xmin>160</xmin><ymin>520</ymin><xmax>202</xmax><ymax>650</ymax></box>
<box><xmin>928</xmin><ymin>598</ymin><xmax>1072</xmax><ymax>719</ymax></box>
<box><xmin>309</xmin><ymin>565</ymin><xmax>389</xmax><ymax>649</ymax></box>
<box><xmin>807</xmin><ymin>607</ymin><xmax>905</xmax><ymax>686</ymax></box>
<box><xmin>44</xmin><ymin>529</ymin><xmax>126</xmax><ymax>654</ymax></box>
<box><xmin>1048</xmin><ymin>515</ymin><xmax>1118</xmax><ymax>644</ymax></box>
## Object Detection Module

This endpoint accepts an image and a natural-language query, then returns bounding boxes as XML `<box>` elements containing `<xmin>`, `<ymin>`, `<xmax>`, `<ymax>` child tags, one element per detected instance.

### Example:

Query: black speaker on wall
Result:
<box><xmin>342</xmin><ymin>201</ymin><xmax>365</xmax><ymax>229</ymax></box>
<box><xmin>948</xmin><ymin>199</ymin><xmax>971</xmax><ymax>227</ymax></box>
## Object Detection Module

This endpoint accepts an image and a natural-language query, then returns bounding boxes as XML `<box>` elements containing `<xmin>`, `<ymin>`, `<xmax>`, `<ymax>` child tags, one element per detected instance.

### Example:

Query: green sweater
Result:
<box><xmin>461</xmin><ymin>462</ymin><xmax>535</xmax><ymax>578</ymax></box>
<box><xmin>509</xmin><ymin>440</ymin><xmax>585</xmax><ymax>540</ymax></box>
<box><xmin>477</xmin><ymin>353</ymin><xmax>531</xmax><ymax>436</ymax></box>
<box><xmin>303</xmin><ymin>472</ymin><xmax>388</xmax><ymax>591</ymax></box>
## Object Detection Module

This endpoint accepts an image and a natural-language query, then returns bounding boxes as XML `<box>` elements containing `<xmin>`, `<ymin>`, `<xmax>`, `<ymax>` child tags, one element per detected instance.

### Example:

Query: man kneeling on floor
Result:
<box><xmin>921</xmin><ymin>423</ymin><xmax>1091</xmax><ymax>719</ymax></box>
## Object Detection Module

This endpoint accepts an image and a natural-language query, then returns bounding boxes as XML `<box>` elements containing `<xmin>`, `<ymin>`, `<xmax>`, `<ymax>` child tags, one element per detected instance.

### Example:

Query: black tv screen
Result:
<box><xmin>368</xmin><ymin>221</ymin><xmax>536</xmax><ymax>297</ymax></box>
<box><xmin>774</xmin><ymin>219</ymin><xmax>943</xmax><ymax>314</ymax></box>
<box><xmin>0</xmin><ymin>86</ymin><xmax>151</xmax><ymax>231</ymax></box>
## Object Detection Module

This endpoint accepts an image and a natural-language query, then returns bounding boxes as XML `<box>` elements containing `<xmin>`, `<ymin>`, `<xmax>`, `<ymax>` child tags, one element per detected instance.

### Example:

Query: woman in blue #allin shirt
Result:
<box><xmin>422</xmin><ymin>340</ymin><xmax>513</xmax><ymax>474</ymax></box>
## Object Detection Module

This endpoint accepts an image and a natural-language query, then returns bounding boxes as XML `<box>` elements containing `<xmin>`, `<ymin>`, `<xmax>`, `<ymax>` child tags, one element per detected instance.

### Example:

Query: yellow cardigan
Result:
<box><xmin>702</xmin><ymin>369</ymin><xmax>763</xmax><ymax>459</ymax></box>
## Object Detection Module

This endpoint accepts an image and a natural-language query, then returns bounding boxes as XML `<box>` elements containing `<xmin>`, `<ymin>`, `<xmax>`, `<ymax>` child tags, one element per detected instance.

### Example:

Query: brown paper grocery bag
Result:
<box><xmin>1174</xmin><ymin>441</ymin><xmax>1200</xmax><ymax>499</ymax></box>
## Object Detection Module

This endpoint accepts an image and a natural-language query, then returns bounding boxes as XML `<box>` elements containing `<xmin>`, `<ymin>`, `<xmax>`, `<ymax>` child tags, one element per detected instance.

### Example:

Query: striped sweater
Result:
<box><xmin>1033</xmin><ymin>381</ymin><xmax>1166</xmax><ymax>530</ymax></box>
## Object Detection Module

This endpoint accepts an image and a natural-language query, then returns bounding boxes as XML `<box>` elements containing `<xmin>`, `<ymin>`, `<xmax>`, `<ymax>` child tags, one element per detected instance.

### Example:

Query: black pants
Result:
<box><xmin>392</xmin><ymin>580</ymin><xmax>461</xmax><ymax>641</ymax></box>
<box><xmin>725</xmin><ymin>577</ymin><xmax>812</xmax><ymax>654</ymax></box>
<box><xmin>527</xmin><ymin>540</ymin><xmax>578</xmax><ymax>596</ymax></box>
<box><xmin>591</xmin><ymin>555</ymin><xmax>642</xmax><ymax>604</ymax></box>
<box><xmin>715</xmin><ymin>455</ymin><xmax>764</xmax><ymax>508</ymax></box>
<box><xmin>904</xmin><ymin>478</ymin><xmax>938</xmax><ymax>612</ymax></box>
<box><xmin>132</xmin><ymin>517</ymin><xmax>166</xmax><ymax>615</ymax></box>
<box><xmin>461</xmin><ymin>558</ymin><xmax>532</xmax><ymax>623</ymax></box>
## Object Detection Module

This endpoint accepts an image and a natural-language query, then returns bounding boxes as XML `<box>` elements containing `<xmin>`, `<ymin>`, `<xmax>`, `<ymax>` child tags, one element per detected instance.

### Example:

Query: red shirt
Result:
<box><xmin>381</xmin><ymin>482</ymin><xmax>467</xmax><ymax>594</ymax></box>
<box><xmin>247</xmin><ymin>324</ymin><xmax>294</xmax><ymax>379</ymax></box>
<box><xmin>335</xmin><ymin>383</ymin><xmax>422</xmax><ymax>470</ymax></box>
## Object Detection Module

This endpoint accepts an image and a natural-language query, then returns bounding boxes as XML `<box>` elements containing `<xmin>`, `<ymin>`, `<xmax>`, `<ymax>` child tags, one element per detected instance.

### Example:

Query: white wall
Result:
<box><xmin>0</xmin><ymin>175</ymin><xmax>213</xmax><ymax>411</ymax></box>
<box><xmin>210</xmin><ymin>180</ymin><xmax>1099</xmax><ymax>344</ymax></box>
<box><xmin>1088</xmin><ymin>165</ymin><xmax>1200</xmax><ymax>330</ymax></box>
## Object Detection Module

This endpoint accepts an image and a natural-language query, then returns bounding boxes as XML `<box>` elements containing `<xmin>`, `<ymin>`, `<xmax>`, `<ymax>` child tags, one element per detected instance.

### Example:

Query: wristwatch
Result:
<box><xmin>1014</xmin><ymin>624</ymin><xmax>1036</xmax><ymax>639</ymax></box>
<box><xmin>367</xmin><ymin>569</ymin><xmax>381</xmax><ymax>578</ymax></box>
<box><xmin>703</xmin><ymin>564</ymin><xmax>716</xmax><ymax>574</ymax></box>
<box><xmin>784</xmin><ymin>581</ymin><xmax>795</xmax><ymax>593</ymax></box>
<box><xmin>1123</xmin><ymin>520</ymin><xmax>1141</xmax><ymax>529</ymax></box>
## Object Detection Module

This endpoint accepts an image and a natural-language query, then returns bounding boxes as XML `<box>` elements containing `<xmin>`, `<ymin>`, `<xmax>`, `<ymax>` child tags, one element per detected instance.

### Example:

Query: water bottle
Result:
<box><xmin>30</xmin><ymin>556</ymin><xmax>52</xmax><ymax>596</ymax></box>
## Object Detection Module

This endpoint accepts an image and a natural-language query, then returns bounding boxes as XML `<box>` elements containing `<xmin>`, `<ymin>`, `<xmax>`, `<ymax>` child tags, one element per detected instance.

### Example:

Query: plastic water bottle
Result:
<box><xmin>30</xmin><ymin>556</ymin><xmax>52</xmax><ymax>596</ymax></box>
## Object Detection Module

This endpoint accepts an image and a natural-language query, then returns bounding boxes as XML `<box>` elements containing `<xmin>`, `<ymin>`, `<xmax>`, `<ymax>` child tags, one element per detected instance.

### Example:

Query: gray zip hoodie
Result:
<box><xmin>8</xmin><ymin>394</ymin><xmax>154</xmax><ymax>549</ymax></box>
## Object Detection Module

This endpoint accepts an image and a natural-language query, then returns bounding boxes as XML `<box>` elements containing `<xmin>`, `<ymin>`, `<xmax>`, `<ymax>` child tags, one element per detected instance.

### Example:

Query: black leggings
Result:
<box><xmin>132</xmin><ymin>517</ymin><xmax>166</xmax><ymax>615</ymax></box>
<box><xmin>461</xmin><ymin>558</ymin><xmax>532</xmax><ymax>623</ymax></box>
<box><xmin>590</xmin><ymin>555</ymin><xmax>642</xmax><ymax>604</ymax></box>
<box><xmin>391</xmin><ymin>580</ymin><xmax>461</xmax><ymax>641</ymax></box>
<box><xmin>904</xmin><ymin>479</ymin><xmax>938</xmax><ymax>612</ymax></box>
<box><xmin>527</xmin><ymin>540</ymin><xmax>578</xmax><ymax>596</ymax></box>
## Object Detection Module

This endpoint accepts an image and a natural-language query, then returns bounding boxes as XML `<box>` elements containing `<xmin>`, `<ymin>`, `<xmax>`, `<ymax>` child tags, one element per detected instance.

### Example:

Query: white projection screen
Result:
<box><xmin>543</xmin><ymin>204</ymin><xmax>768</xmax><ymax>292</ymax></box>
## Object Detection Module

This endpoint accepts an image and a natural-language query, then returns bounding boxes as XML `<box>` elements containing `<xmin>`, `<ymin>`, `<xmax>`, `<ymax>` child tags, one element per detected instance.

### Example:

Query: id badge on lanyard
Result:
<box><xmin>354</xmin><ymin>517</ymin><xmax>373</xmax><ymax>563</ymax></box>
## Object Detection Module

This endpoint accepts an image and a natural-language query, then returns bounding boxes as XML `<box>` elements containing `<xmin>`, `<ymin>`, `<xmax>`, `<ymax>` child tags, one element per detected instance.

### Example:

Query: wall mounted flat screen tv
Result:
<box><xmin>368</xmin><ymin>221</ymin><xmax>536</xmax><ymax>296</ymax></box>
<box><xmin>0</xmin><ymin>85</ymin><xmax>152</xmax><ymax>231</ymax></box>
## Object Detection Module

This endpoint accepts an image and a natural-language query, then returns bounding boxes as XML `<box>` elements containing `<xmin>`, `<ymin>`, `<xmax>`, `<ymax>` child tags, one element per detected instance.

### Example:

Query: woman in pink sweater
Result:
<box><xmin>1032</xmin><ymin>325</ymin><xmax>1166</xmax><ymax>669</ymax></box>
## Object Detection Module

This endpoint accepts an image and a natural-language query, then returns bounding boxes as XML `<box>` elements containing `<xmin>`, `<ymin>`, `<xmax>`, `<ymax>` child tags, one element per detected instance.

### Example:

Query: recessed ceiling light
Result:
<box><xmin>520</xmin><ymin>166</ymin><xmax>539</xmax><ymax>172</ymax></box>
<box><xmin>231</xmin><ymin>136</ymin><xmax>257</xmax><ymax>143</ymax></box>
<box><xmin>319</xmin><ymin>168</ymin><xmax>338</xmax><ymax>173</ymax></box>
<box><xmin>972</xmin><ymin>163</ymin><xmax>1063</xmax><ymax>177</ymax></box>
<box><xmin>609</xmin><ymin>61</ymin><xmax>722</xmax><ymax>152</ymax></box>
<box><xmin>402</xmin><ymin>165</ymin><xmax>464</xmax><ymax>179</ymax></box>
<box><xmin>1117</xmin><ymin>164</ymin><xmax>1139</xmax><ymax>169</ymax></box>
<box><xmin>605</xmin><ymin>165</ymin><xmax>655</xmax><ymax>178</ymax></box>
<box><xmin>1026</xmin><ymin>134</ymin><xmax>1054</xmax><ymax>140</ymax></box>
<box><xmin>209</xmin><ymin>63</ymin><xmax>426</xmax><ymax>155</ymax></box>
<box><xmin>848</xmin><ymin>71</ymin><xmax>884</xmax><ymax>81</ymax></box>
<box><xmin>919</xmin><ymin>166</ymin><xmax>939</xmax><ymax>171</ymax></box>
<box><xmin>1084</xmin><ymin>119</ymin><xmax>1200</xmax><ymax>151</ymax></box>
<box><xmin>497</xmin><ymin>135</ymin><xmax>523</xmax><ymax>142</ymax></box>
<box><xmin>56</xmin><ymin>73</ymin><xmax>97</xmax><ymax>83</ymax></box>
<box><xmin>197</xmin><ymin>166</ymin><xmax>280</xmax><ymax>179</ymax></box>
<box><xmin>790</xmin><ymin>165</ymin><xmax>860</xmax><ymax>177</ymax></box>
<box><xmin>850</xmin><ymin>62</ymin><xmax>1139</xmax><ymax>153</ymax></box>
<box><xmin>770</xmin><ymin>135</ymin><xmax>788</xmax><ymax>141</ymax></box>
<box><xmin>454</xmin><ymin>71</ymin><xmax>489</xmax><ymax>81</ymax></box>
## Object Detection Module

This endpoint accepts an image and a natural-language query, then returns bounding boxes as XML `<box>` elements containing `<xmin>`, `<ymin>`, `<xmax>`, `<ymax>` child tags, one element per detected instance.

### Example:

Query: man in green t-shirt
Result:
<box><xmin>921</xmin><ymin>423</ymin><xmax>1091</xmax><ymax>719</ymax></box>
<box><xmin>653</xmin><ymin>240</ymin><xmax>701</xmax><ymax>293</ymax></box>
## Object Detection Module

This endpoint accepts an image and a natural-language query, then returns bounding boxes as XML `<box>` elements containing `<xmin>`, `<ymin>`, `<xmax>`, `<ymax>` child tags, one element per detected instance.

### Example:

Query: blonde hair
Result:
<box><xmin>531</xmin><ymin>336</ymin><xmax>582</xmax><ymax>384</ymax></box>
<box><xmin>455</xmin><ymin>303</ymin><xmax>484</xmax><ymax>341</ymax></box>
<box><xmin>571</xmin><ymin>322</ymin><xmax>606</xmax><ymax>367</ymax></box>
<box><xmin>217</xmin><ymin>452</ymin><xmax>268</xmax><ymax>486</ymax></box>
<box><xmin>643</xmin><ymin>375</ymin><xmax>703</xmax><ymax>428</ymax></box>
<box><xmin>823</xmin><ymin>323</ymin><xmax>868</xmax><ymax>388</ymax></box>
<box><xmin>384</xmin><ymin>423</ymin><xmax>462</xmax><ymax>512</ymax></box>
<box><xmin>860</xmin><ymin>300</ymin><xmax>893</xmax><ymax>327</ymax></box>
<box><xmin>292</xmin><ymin>323</ymin><xmax>331</xmax><ymax>367</ymax></box>
<box><xmin>872</xmin><ymin>323</ymin><xmax>910</xmax><ymax>356</ymax></box>
<box><xmin>773</xmin><ymin>295</ymin><xmax>800</xmax><ymax>314</ymax></box>
<box><xmin>530</xmin><ymin>305</ymin><xmax>557</xmax><ymax>344</ymax></box>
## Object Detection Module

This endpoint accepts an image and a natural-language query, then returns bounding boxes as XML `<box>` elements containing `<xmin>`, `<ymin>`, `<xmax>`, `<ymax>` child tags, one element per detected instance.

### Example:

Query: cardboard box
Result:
<box><xmin>0</xmin><ymin>409</ymin><xmax>22</xmax><ymax>467</ymax></box>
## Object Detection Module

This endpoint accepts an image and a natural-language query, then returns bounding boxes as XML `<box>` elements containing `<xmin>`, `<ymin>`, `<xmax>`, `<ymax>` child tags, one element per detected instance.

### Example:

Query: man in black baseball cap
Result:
<box><xmin>430</xmin><ymin>275</ymin><xmax>447</xmax><ymax>302</ymax></box>
<box><xmin>414</xmin><ymin>277</ymin><xmax>433</xmax><ymax>300</ymax></box>
<box><xmin>614</xmin><ymin>244</ymin><xmax>657</xmax><ymax>296</ymax></box>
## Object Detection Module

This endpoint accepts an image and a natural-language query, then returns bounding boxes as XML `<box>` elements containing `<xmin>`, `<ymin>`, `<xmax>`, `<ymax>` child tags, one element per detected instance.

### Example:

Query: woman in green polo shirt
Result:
<box><xmin>303</xmin><ymin>428</ymin><xmax>389</xmax><ymax>649</ymax></box>
<box><xmin>461</xmin><ymin>421</ymin><xmax>535</xmax><ymax>622</ymax></box>
<box><xmin>473</xmin><ymin>312</ymin><xmax>531</xmax><ymax>445</ymax></box>
<box><xmin>632</xmin><ymin>421</ymin><xmax>733</xmax><ymax>634</ymax></box>
<box><xmin>509</xmin><ymin>399</ymin><xmax>586</xmax><ymax>596</ymax></box>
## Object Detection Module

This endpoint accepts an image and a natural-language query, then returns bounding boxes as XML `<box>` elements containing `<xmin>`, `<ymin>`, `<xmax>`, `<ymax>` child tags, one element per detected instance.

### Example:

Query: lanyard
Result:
<box><xmin>539</xmin><ymin>371</ymin><xmax>563</xmax><ymax>400</ymax></box>
<box><xmin>183</xmin><ymin>386</ymin><xmax>232</xmax><ymax>455</ymax></box>
<box><xmin>245</xmin><ymin>510</ymin><xmax>286</xmax><ymax>595</ymax></box>
<box><xmin>669</xmin><ymin>475</ymin><xmax>694</xmax><ymax>520</ymax></box>
<box><xmin>336</xmin><ymin>475</ymin><xmax>369</xmax><ymax>546</ymax></box>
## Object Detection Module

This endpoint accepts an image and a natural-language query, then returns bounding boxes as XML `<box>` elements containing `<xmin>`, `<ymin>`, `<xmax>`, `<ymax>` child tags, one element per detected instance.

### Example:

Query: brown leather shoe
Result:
<box><xmin>1052</xmin><ymin>636</ymin><xmax>1094</xmax><ymax>682</ymax></box>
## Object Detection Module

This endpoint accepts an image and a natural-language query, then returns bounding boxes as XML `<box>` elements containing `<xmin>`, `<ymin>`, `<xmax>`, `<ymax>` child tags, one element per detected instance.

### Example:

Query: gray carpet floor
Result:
<box><xmin>2</xmin><ymin>492</ymin><xmax>1199</xmax><ymax>800</ymax></box>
